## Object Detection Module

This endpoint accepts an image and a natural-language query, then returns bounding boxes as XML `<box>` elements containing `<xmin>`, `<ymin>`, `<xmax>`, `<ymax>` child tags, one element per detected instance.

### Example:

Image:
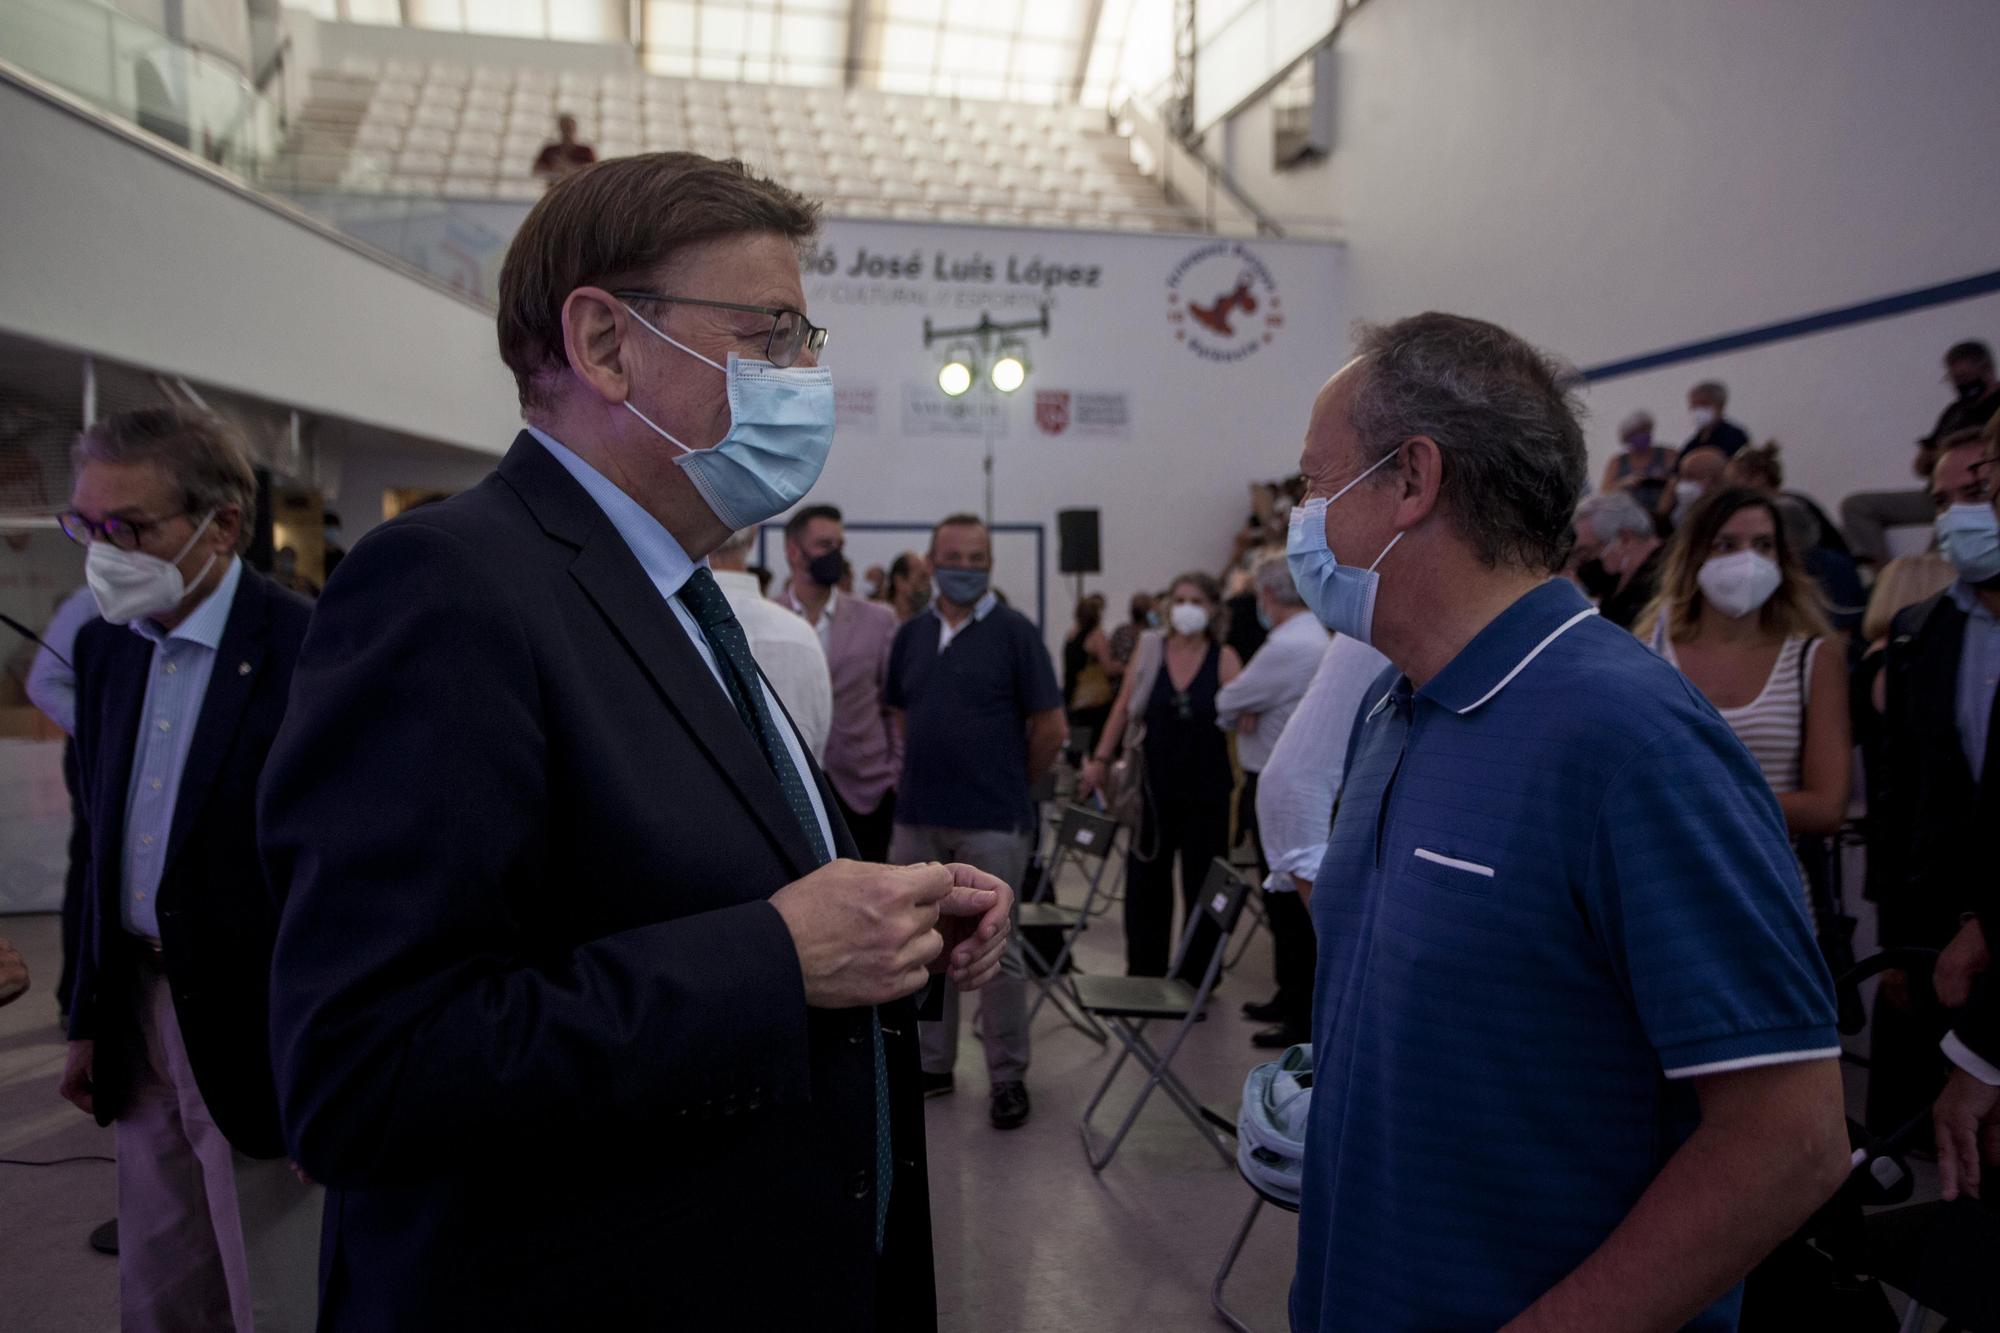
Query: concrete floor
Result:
<box><xmin>0</xmin><ymin>853</ymin><xmax>1298</xmax><ymax>1333</ymax></box>
<box><xmin>0</xmin><ymin>842</ymin><xmax>1951</xmax><ymax>1333</ymax></box>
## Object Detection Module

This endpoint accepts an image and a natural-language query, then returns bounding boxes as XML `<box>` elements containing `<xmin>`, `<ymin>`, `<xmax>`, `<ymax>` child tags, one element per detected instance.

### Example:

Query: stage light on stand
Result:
<box><xmin>938</xmin><ymin>342</ymin><xmax>975</xmax><ymax>397</ymax></box>
<box><xmin>920</xmin><ymin>306</ymin><xmax>1053</xmax><ymax>525</ymax></box>
<box><xmin>990</xmin><ymin>338</ymin><xmax>1029</xmax><ymax>393</ymax></box>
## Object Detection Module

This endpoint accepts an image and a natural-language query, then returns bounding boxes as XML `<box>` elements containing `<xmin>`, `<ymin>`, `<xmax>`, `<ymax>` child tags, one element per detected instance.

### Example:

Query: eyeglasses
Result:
<box><xmin>58</xmin><ymin>509</ymin><xmax>189</xmax><ymax>552</ymax></box>
<box><xmin>612</xmin><ymin>292</ymin><xmax>828</xmax><ymax>369</ymax></box>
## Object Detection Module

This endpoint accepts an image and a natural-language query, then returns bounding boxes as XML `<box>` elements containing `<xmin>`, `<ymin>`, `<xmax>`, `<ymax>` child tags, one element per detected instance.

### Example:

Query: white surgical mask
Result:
<box><xmin>1697</xmin><ymin>549</ymin><xmax>1782</xmax><ymax>619</ymax></box>
<box><xmin>1168</xmin><ymin>603</ymin><xmax>1210</xmax><ymax>636</ymax></box>
<box><xmin>1691</xmin><ymin>406</ymin><xmax>1718</xmax><ymax>428</ymax></box>
<box><xmin>85</xmin><ymin>511</ymin><xmax>218</xmax><ymax>625</ymax></box>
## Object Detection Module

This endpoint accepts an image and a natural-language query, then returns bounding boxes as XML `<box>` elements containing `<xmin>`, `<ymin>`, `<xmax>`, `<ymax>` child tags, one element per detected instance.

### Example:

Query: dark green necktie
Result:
<box><xmin>677</xmin><ymin>568</ymin><xmax>894</xmax><ymax>1250</ymax></box>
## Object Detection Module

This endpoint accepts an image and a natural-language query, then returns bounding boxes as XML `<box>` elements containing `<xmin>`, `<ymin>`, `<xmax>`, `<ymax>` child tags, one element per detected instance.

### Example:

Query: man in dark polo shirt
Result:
<box><xmin>886</xmin><ymin>513</ymin><xmax>1066</xmax><ymax>1130</ymax></box>
<box><xmin>1289</xmin><ymin>315</ymin><xmax>1848</xmax><ymax>1331</ymax></box>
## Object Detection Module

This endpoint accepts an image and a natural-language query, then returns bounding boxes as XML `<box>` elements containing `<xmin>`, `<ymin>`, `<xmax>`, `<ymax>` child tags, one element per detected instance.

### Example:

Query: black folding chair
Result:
<box><xmin>1077</xmin><ymin>858</ymin><xmax>1254</xmax><ymax>1171</ymax></box>
<box><xmin>1017</xmin><ymin>804</ymin><xmax>1121</xmax><ymax>1043</ymax></box>
<box><xmin>1211</xmin><ymin>1168</ymin><xmax>1301</xmax><ymax>1333</ymax></box>
<box><xmin>1224</xmin><ymin>840</ymin><xmax>1268</xmax><ymax>972</ymax></box>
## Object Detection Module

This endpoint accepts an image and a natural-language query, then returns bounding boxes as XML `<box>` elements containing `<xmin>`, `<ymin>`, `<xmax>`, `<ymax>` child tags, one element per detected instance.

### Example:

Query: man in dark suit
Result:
<box><xmin>258</xmin><ymin>153</ymin><xmax>1012</xmax><ymax>1331</ymax></box>
<box><xmin>1875</xmin><ymin>429</ymin><xmax>2000</xmax><ymax>1134</ymax></box>
<box><xmin>56</xmin><ymin>408</ymin><xmax>320</xmax><ymax>1331</ymax></box>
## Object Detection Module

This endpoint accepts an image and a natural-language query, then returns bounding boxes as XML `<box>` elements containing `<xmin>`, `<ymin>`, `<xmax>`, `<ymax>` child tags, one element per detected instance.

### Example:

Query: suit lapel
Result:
<box><xmin>88</xmin><ymin>629</ymin><xmax>151</xmax><ymax>903</ymax></box>
<box><xmin>1923</xmin><ymin>601</ymin><xmax>1972</xmax><ymax>776</ymax></box>
<box><xmin>497</xmin><ymin>436</ymin><xmax>817</xmax><ymax>876</ymax></box>
<box><xmin>163</xmin><ymin>572</ymin><xmax>271</xmax><ymax>874</ymax></box>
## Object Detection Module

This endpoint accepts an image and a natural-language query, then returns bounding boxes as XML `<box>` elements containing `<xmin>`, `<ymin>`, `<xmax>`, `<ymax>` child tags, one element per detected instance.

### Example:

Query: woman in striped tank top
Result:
<box><xmin>1637</xmin><ymin>487</ymin><xmax>1851</xmax><ymax>838</ymax></box>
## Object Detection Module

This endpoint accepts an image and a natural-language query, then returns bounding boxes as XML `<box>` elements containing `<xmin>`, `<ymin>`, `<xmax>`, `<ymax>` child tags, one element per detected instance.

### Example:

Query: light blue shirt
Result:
<box><xmin>1949</xmin><ymin>580</ymin><xmax>2000</xmax><ymax>784</ymax></box>
<box><xmin>120</xmin><ymin>557</ymin><xmax>243</xmax><ymax>939</ymax></box>
<box><xmin>527</xmin><ymin>427</ymin><xmax>836</xmax><ymax>855</ymax></box>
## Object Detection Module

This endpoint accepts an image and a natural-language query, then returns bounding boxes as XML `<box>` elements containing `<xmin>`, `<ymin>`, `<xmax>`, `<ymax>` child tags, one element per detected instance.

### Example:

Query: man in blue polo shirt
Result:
<box><xmin>1287</xmin><ymin>314</ymin><xmax>1850</xmax><ymax>1332</ymax></box>
<box><xmin>887</xmin><ymin>512</ymin><xmax>1067</xmax><ymax>1130</ymax></box>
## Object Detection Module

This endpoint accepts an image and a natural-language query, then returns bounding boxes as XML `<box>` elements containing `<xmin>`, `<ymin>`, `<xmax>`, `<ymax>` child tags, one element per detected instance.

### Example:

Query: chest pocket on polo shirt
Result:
<box><xmin>1407</xmin><ymin>846</ymin><xmax>1498</xmax><ymax>897</ymax></box>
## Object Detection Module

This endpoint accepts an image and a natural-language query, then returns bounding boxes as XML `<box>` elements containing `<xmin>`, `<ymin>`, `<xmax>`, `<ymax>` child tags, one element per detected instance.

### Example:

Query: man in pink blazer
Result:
<box><xmin>779</xmin><ymin>505</ymin><xmax>902</xmax><ymax>861</ymax></box>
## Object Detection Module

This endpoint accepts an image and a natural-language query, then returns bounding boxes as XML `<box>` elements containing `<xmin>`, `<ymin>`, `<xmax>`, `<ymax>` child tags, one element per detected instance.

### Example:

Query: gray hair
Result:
<box><xmin>1348</xmin><ymin>313</ymin><xmax>1587</xmax><ymax>572</ymax></box>
<box><xmin>1251</xmin><ymin>550</ymin><xmax>1304</xmax><ymax>607</ymax></box>
<box><xmin>715</xmin><ymin>526</ymin><xmax>757</xmax><ymax>559</ymax></box>
<box><xmin>1617</xmin><ymin>410</ymin><xmax>1654</xmax><ymax>438</ymax></box>
<box><xmin>1575</xmin><ymin>491</ymin><xmax>1654</xmax><ymax>544</ymax></box>
<box><xmin>72</xmin><ymin>408</ymin><xmax>259</xmax><ymax>553</ymax></box>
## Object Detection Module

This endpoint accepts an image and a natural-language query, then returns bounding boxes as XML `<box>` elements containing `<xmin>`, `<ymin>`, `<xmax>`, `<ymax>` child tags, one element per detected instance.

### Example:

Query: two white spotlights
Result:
<box><xmin>937</xmin><ymin>339</ymin><xmax>1031</xmax><ymax>397</ymax></box>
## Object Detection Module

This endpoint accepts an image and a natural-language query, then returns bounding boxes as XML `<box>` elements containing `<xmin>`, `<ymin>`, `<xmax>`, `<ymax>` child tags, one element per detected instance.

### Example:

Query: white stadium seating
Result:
<box><xmin>272</xmin><ymin>61</ymin><xmax>1199</xmax><ymax>232</ymax></box>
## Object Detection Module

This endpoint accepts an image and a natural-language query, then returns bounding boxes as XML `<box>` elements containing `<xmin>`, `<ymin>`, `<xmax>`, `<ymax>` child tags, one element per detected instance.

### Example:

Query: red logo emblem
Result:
<box><xmin>1035</xmin><ymin>390</ymin><xmax>1071</xmax><ymax>436</ymax></box>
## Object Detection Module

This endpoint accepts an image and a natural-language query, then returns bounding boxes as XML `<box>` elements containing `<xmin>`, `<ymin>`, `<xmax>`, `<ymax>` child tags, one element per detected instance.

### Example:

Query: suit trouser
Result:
<box><xmin>1839</xmin><ymin>487</ymin><xmax>1933</xmax><ymax>564</ymax></box>
<box><xmin>892</xmin><ymin>824</ymin><xmax>1031</xmax><ymax>1084</ymax></box>
<box><xmin>119</xmin><ymin>960</ymin><xmax>322</xmax><ymax>1333</ymax></box>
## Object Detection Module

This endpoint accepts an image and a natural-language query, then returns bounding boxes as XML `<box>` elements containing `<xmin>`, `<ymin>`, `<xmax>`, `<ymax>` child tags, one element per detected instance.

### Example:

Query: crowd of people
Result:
<box><xmin>3</xmin><ymin>147</ymin><xmax>1995</xmax><ymax>1333</ymax></box>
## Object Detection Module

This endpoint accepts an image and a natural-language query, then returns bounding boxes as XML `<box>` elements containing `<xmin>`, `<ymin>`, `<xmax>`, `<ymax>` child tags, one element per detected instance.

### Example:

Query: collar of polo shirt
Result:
<box><xmin>1390</xmin><ymin>579</ymin><xmax>1599</xmax><ymax>718</ymax></box>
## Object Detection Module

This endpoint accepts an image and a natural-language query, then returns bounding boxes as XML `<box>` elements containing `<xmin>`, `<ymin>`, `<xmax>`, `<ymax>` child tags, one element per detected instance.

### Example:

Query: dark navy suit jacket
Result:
<box><xmin>68</xmin><ymin>566</ymin><xmax>311</xmax><ymax>1159</ymax></box>
<box><xmin>259</xmin><ymin>435</ymin><xmax>936</xmax><ymax>1331</ymax></box>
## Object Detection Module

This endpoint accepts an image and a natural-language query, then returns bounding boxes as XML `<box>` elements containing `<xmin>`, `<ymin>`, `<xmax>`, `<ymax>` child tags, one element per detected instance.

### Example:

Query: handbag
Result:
<box><xmin>1105</xmin><ymin>631</ymin><xmax>1163</xmax><ymax>836</ymax></box>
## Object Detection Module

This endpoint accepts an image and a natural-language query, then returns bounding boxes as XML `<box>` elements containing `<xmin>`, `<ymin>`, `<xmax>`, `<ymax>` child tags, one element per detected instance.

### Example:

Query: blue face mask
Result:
<box><xmin>621</xmin><ymin>302</ymin><xmax>835</xmax><ymax>531</ymax></box>
<box><xmin>1936</xmin><ymin>503</ymin><xmax>2000</xmax><ymax>584</ymax></box>
<box><xmin>934</xmin><ymin>567</ymin><xmax>990</xmax><ymax>607</ymax></box>
<box><xmin>1286</xmin><ymin>450</ymin><xmax>1403</xmax><ymax>645</ymax></box>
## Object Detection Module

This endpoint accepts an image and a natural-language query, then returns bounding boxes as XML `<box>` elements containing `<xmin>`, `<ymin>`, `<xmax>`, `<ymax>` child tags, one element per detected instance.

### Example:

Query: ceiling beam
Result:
<box><xmin>1068</xmin><ymin>0</ymin><xmax>1107</xmax><ymax>103</ymax></box>
<box><xmin>843</xmin><ymin>0</ymin><xmax>874</xmax><ymax>89</ymax></box>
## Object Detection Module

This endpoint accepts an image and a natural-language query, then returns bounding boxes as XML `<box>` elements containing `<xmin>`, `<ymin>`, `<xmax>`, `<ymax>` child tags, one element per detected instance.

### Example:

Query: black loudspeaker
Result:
<box><xmin>1057</xmin><ymin>508</ymin><xmax>1100</xmax><ymax>575</ymax></box>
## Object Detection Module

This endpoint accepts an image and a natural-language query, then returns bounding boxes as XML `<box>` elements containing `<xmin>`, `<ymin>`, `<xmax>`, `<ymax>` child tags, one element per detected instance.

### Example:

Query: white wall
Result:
<box><xmin>0</xmin><ymin>71</ymin><xmax>522</xmax><ymax>458</ymax></box>
<box><xmin>784</xmin><ymin>220</ymin><xmax>1348</xmax><ymax>659</ymax></box>
<box><xmin>1215</xmin><ymin>0</ymin><xmax>2000</xmax><ymax>511</ymax></box>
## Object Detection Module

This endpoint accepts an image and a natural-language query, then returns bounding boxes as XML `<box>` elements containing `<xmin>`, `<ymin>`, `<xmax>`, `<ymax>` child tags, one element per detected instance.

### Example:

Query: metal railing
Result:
<box><xmin>0</xmin><ymin>0</ymin><xmax>282</xmax><ymax>178</ymax></box>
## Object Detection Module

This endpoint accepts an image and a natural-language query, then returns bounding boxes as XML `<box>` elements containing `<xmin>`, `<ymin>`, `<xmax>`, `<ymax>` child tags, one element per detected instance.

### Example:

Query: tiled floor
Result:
<box><xmin>0</xmin><ymin>851</ymin><xmax>1299</xmax><ymax>1333</ymax></box>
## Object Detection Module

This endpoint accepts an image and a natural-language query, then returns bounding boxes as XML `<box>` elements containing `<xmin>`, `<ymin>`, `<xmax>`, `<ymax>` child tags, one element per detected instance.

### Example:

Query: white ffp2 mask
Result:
<box><xmin>85</xmin><ymin>512</ymin><xmax>217</xmax><ymax>625</ymax></box>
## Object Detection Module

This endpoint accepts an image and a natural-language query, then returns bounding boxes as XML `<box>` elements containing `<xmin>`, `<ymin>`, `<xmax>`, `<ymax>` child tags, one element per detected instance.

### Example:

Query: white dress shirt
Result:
<box><xmin>1215</xmin><ymin>610</ymin><xmax>1330</xmax><ymax>773</ymax></box>
<box><xmin>780</xmin><ymin>584</ymin><xmax>838</xmax><ymax>657</ymax></box>
<box><xmin>1942</xmin><ymin>1030</ymin><xmax>2000</xmax><ymax>1086</ymax></box>
<box><xmin>25</xmin><ymin>585</ymin><xmax>102</xmax><ymax>737</ymax></box>
<box><xmin>935</xmin><ymin>590</ymin><xmax>998</xmax><ymax>654</ymax></box>
<box><xmin>713</xmin><ymin>567</ymin><xmax>833</xmax><ymax>761</ymax></box>
<box><xmin>1252</xmin><ymin>633</ymin><xmax>1390</xmax><ymax>894</ymax></box>
<box><xmin>528</xmin><ymin>426</ymin><xmax>835</xmax><ymax>853</ymax></box>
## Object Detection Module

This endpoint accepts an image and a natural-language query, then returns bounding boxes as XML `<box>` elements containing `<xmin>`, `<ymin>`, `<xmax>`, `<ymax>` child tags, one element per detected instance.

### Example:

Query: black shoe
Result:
<box><xmin>1240</xmin><ymin>997</ymin><xmax>1284</xmax><ymax>1023</ymax></box>
<box><xmin>989</xmin><ymin>1081</ymin><xmax>1031</xmax><ymax>1130</ymax></box>
<box><xmin>89</xmin><ymin>1219</ymin><xmax>118</xmax><ymax>1255</ymax></box>
<box><xmin>1251</xmin><ymin>1023</ymin><xmax>1309</xmax><ymax>1050</ymax></box>
<box><xmin>921</xmin><ymin>1072</ymin><xmax>955</xmax><ymax>1099</ymax></box>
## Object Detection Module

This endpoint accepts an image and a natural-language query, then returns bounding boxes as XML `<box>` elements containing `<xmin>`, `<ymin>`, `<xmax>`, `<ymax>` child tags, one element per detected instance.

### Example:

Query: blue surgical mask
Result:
<box><xmin>935</xmin><ymin>567</ymin><xmax>989</xmax><ymax>606</ymax></box>
<box><xmin>1286</xmin><ymin>450</ymin><xmax>1403</xmax><ymax>645</ymax></box>
<box><xmin>621</xmin><ymin>302</ymin><xmax>835</xmax><ymax>531</ymax></box>
<box><xmin>1936</xmin><ymin>503</ymin><xmax>2000</xmax><ymax>584</ymax></box>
